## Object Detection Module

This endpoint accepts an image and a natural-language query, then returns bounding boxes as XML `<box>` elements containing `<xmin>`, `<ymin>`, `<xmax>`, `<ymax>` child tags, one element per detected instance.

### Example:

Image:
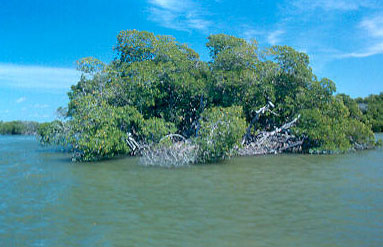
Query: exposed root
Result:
<box><xmin>243</xmin><ymin>101</ymin><xmax>278</xmax><ymax>144</ymax></box>
<box><xmin>126</xmin><ymin>132</ymin><xmax>141</xmax><ymax>155</ymax></box>
<box><xmin>139</xmin><ymin>135</ymin><xmax>198</xmax><ymax>167</ymax></box>
<box><xmin>138</xmin><ymin>103</ymin><xmax>304</xmax><ymax>166</ymax></box>
<box><xmin>239</xmin><ymin>115</ymin><xmax>303</xmax><ymax>155</ymax></box>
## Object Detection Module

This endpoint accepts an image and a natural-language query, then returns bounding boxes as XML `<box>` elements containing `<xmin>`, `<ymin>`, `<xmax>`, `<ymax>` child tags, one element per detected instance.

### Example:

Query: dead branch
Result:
<box><xmin>243</xmin><ymin>101</ymin><xmax>278</xmax><ymax>144</ymax></box>
<box><xmin>126</xmin><ymin>132</ymin><xmax>141</xmax><ymax>154</ymax></box>
<box><xmin>140</xmin><ymin>134</ymin><xmax>198</xmax><ymax>167</ymax></box>
<box><xmin>159</xmin><ymin>134</ymin><xmax>187</xmax><ymax>143</ymax></box>
<box><xmin>239</xmin><ymin>114</ymin><xmax>302</xmax><ymax>156</ymax></box>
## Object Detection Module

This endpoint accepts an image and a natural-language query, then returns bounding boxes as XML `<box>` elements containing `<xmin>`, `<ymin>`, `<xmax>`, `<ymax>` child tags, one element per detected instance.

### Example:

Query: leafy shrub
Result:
<box><xmin>38</xmin><ymin>120</ymin><xmax>70</xmax><ymax>147</ymax></box>
<box><xmin>68</xmin><ymin>96</ymin><xmax>143</xmax><ymax>161</ymax></box>
<box><xmin>139</xmin><ymin>118</ymin><xmax>177</xmax><ymax>144</ymax></box>
<box><xmin>0</xmin><ymin>121</ymin><xmax>39</xmax><ymax>135</ymax></box>
<box><xmin>356</xmin><ymin>93</ymin><xmax>383</xmax><ymax>132</ymax></box>
<box><xmin>294</xmin><ymin>97</ymin><xmax>375</xmax><ymax>153</ymax></box>
<box><xmin>195</xmin><ymin>106</ymin><xmax>247</xmax><ymax>163</ymax></box>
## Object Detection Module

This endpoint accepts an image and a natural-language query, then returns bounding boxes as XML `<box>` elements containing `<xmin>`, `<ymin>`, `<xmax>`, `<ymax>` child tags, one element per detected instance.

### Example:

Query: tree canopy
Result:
<box><xmin>356</xmin><ymin>93</ymin><xmax>383</xmax><ymax>132</ymax></box>
<box><xmin>38</xmin><ymin>30</ymin><xmax>378</xmax><ymax>163</ymax></box>
<box><xmin>0</xmin><ymin>121</ymin><xmax>40</xmax><ymax>135</ymax></box>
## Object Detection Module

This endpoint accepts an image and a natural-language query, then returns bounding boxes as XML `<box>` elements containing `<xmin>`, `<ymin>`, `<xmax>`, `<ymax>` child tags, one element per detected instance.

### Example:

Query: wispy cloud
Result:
<box><xmin>0</xmin><ymin>64</ymin><xmax>80</xmax><ymax>90</ymax></box>
<box><xmin>341</xmin><ymin>43</ymin><xmax>383</xmax><ymax>58</ymax></box>
<box><xmin>33</xmin><ymin>103</ymin><xmax>49</xmax><ymax>109</ymax></box>
<box><xmin>360</xmin><ymin>15</ymin><xmax>383</xmax><ymax>37</ymax></box>
<box><xmin>291</xmin><ymin>0</ymin><xmax>376</xmax><ymax>12</ymax></box>
<box><xmin>16</xmin><ymin>97</ymin><xmax>26</xmax><ymax>103</ymax></box>
<box><xmin>147</xmin><ymin>0</ymin><xmax>211</xmax><ymax>32</ymax></box>
<box><xmin>273</xmin><ymin>0</ymin><xmax>383</xmax><ymax>62</ymax></box>
<box><xmin>241</xmin><ymin>26</ymin><xmax>286</xmax><ymax>47</ymax></box>
<box><xmin>242</xmin><ymin>27</ymin><xmax>263</xmax><ymax>41</ymax></box>
<box><xmin>267</xmin><ymin>30</ymin><xmax>285</xmax><ymax>45</ymax></box>
<box><xmin>29</xmin><ymin>113</ymin><xmax>50</xmax><ymax>119</ymax></box>
<box><xmin>342</xmin><ymin>15</ymin><xmax>383</xmax><ymax>58</ymax></box>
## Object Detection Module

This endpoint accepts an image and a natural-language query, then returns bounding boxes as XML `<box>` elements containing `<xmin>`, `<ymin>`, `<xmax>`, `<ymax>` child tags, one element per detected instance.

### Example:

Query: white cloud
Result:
<box><xmin>149</xmin><ymin>0</ymin><xmax>180</xmax><ymax>11</ymax></box>
<box><xmin>341</xmin><ymin>44</ymin><xmax>383</xmax><ymax>58</ymax></box>
<box><xmin>341</xmin><ymin>43</ymin><xmax>383</xmax><ymax>58</ymax></box>
<box><xmin>243</xmin><ymin>27</ymin><xmax>285</xmax><ymax>46</ymax></box>
<box><xmin>341</xmin><ymin>15</ymin><xmax>383</xmax><ymax>58</ymax></box>
<box><xmin>360</xmin><ymin>15</ymin><xmax>383</xmax><ymax>37</ymax></box>
<box><xmin>33</xmin><ymin>104</ymin><xmax>50</xmax><ymax>109</ymax></box>
<box><xmin>291</xmin><ymin>0</ymin><xmax>375</xmax><ymax>12</ymax></box>
<box><xmin>0</xmin><ymin>64</ymin><xmax>81</xmax><ymax>90</ymax></box>
<box><xmin>29</xmin><ymin>113</ymin><xmax>50</xmax><ymax>119</ymax></box>
<box><xmin>147</xmin><ymin>0</ymin><xmax>211</xmax><ymax>32</ymax></box>
<box><xmin>267</xmin><ymin>30</ymin><xmax>285</xmax><ymax>45</ymax></box>
<box><xmin>187</xmin><ymin>18</ymin><xmax>211</xmax><ymax>31</ymax></box>
<box><xmin>242</xmin><ymin>28</ymin><xmax>263</xmax><ymax>41</ymax></box>
<box><xmin>281</xmin><ymin>0</ymin><xmax>383</xmax><ymax>60</ymax></box>
<box><xmin>16</xmin><ymin>97</ymin><xmax>26</xmax><ymax>103</ymax></box>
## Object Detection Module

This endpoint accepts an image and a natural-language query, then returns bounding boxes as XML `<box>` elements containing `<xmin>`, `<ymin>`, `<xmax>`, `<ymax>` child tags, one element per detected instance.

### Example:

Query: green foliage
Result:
<box><xmin>267</xmin><ymin>46</ymin><xmax>318</xmax><ymax>126</ymax></box>
<box><xmin>68</xmin><ymin>96</ymin><xmax>142</xmax><ymax>161</ymax></box>
<box><xmin>0</xmin><ymin>121</ymin><xmax>40</xmax><ymax>135</ymax></box>
<box><xmin>206</xmin><ymin>34</ymin><xmax>248</xmax><ymax>61</ymax></box>
<box><xmin>108</xmin><ymin>30</ymin><xmax>209</xmax><ymax>135</ymax></box>
<box><xmin>195</xmin><ymin>106</ymin><xmax>247</xmax><ymax>163</ymax></box>
<box><xmin>64</xmin><ymin>94</ymin><xmax>177</xmax><ymax>161</ymax></box>
<box><xmin>207</xmin><ymin>34</ymin><xmax>261</xmax><ymax>112</ymax></box>
<box><xmin>336</xmin><ymin>94</ymin><xmax>367</xmax><ymax>122</ymax></box>
<box><xmin>346</xmin><ymin>119</ymin><xmax>375</xmax><ymax>147</ymax></box>
<box><xmin>139</xmin><ymin>118</ymin><xmax>177</xmax><ymax>144</ymax></box>
<box><xmin>40</xmin><ymin>29</ymin><xmax>378</xmax><ymax>162</ymax></box>
<box><xmin>356</xmin><ymin>92</ymin><xmax>383</xmax><ymax>132</ymax></box>
<box><xmin>76</xmin><ymin>57</ymin><xmax>106</xmax><ymax>74</ymax></box>
<box><xmin>37</xmin><ymin>122</ymin><xmax>55</xmax><ymax>144</ymax></box>
<box><xmin>37</xmin><ymin>120</ymin><xmax>70</xmax><ymax>146</ymax></box>
<box><xmin>294</xmin><ymin>97</ymin><xmax>375</xmax><ymax>153</ymax></box>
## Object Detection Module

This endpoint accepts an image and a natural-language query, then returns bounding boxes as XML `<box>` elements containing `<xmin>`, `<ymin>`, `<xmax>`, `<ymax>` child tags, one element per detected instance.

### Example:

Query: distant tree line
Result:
<box><xmin>0</xmin><ymin>121</ymin><xmax>40</xmax><ymax>135</ymax></box>
<box><xmin>38</xmin><ymin>30</ymin><xmax>379</xmax><ymax>164</ymax></box>
<box><xmin>356</xmin><ymin>93</ymin><xmax>383</xmax><ymax>132</ymax></box>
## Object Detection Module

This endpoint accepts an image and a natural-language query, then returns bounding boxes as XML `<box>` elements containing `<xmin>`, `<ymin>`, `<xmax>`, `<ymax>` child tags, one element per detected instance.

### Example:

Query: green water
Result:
<box><xmin>1</xmin><ymin>135</ymin><xmax>383</xmax><ymax>247</ymax></box>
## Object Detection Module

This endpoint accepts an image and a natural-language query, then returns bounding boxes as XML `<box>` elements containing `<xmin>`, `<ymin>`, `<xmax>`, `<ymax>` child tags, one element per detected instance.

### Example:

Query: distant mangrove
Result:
<box><xmin>0</xmin><ymin>121</ymin><xmax>40</xmax><ymax>135</ymax></box>
<box><xmin>356</xmin><ymin>93</ymin><xmax>383</xmax><ymax>132</ymax></box>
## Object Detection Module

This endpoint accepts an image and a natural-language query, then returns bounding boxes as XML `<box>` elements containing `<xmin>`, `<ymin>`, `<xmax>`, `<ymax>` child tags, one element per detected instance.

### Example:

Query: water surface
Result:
<box><xmin>1</xmin><ymin>135</ymin><xmax>383</xmax><ymax>246</ymax></box>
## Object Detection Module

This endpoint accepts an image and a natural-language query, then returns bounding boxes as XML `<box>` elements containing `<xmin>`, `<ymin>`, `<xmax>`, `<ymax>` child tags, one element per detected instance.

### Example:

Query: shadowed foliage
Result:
<box><xmin>38</xmin><ymin>30</ymin><xmax>378</xmax><ymax>163</ymax></box>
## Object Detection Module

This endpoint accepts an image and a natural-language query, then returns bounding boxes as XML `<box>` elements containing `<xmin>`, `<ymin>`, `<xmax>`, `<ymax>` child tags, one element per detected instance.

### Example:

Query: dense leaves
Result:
<box><xmin>0</xmin><ymin>121</ymin><xmax>40</xmax><ymax>135</ymax></box>
<box><xmin>356</xmin><ymin>93</ymin><xmax>383</xmax><ymax>132</ymax></box>
<box><xmin>39</xmin><ymin>30</ymin><xmax>378</xmax><ymax>162</ymax></box>
<box><xmin>195</xmin><ymin>106</ymin><xmax>247</xmax><ymax>163</ymax></box>
<box><xmin>38</xmin><ymin>120</ymin><xmax>70</xmax><ymax>147</ymax></box>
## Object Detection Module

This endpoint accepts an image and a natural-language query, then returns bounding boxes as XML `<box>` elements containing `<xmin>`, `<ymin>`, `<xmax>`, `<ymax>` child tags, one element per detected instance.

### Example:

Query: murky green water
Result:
<box><xmin>1</xmin><ymin>135</ymin><xmax>383</xmax><ymax>247</ymax></box>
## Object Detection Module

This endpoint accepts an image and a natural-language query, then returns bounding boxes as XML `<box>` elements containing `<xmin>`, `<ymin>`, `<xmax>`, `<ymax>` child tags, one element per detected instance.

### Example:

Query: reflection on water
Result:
<box><xmin>1</xmin><ymin>135</ymin><xmax>383</xmax><ymax>247</ymax></box>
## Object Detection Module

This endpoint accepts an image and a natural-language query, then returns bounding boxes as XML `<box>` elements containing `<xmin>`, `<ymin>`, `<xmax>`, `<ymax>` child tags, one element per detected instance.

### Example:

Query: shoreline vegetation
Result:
<box><xmin>0</xmin><ymin>121</ymin><xmax>40</xmax><ymax>135</ymax></box>
<box><xmin>4</xmin><ymin>30</ymin><xmax>383</xmax><ymax>166</ymax></box>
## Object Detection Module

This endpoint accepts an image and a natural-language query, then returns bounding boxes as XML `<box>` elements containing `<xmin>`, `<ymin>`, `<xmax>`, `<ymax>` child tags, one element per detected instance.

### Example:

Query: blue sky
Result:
<box><xmin>1</xmin><ymin>0</ymin><xmax>383</xmax><ymax>122</ymax></box>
